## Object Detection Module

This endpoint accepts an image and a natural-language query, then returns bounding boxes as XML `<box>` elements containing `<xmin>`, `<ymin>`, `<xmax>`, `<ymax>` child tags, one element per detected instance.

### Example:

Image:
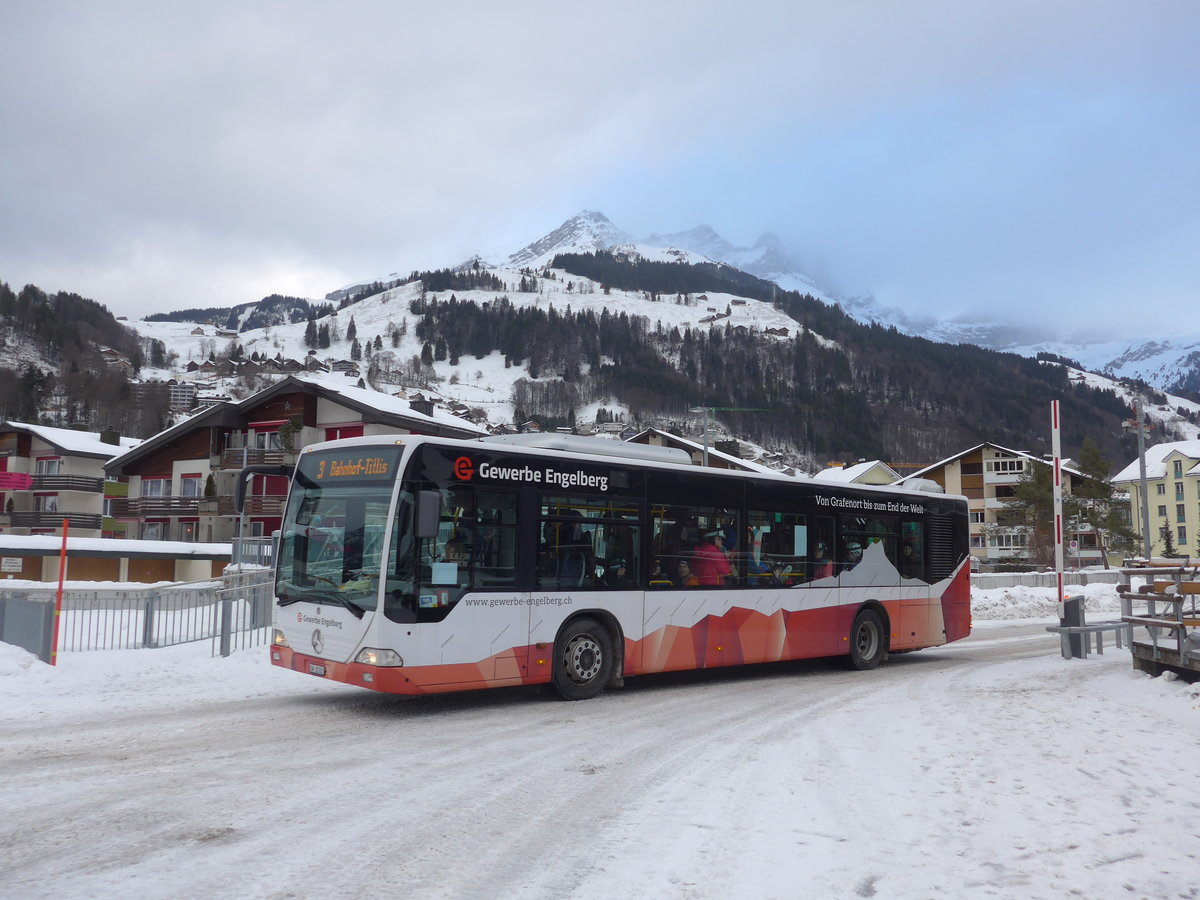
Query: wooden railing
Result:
<box><xmin>30</xmin><ymin>474</ymin><xmax>104</xmax><ymax>493</ymax></box>
<box><xmin>110</xmin><ymin>497</ymin><xmax>201</xmax><ymax>518</ymax></box>
<box><xmin>218</xmin><ymin>448</ymin><xmax>294</xmax><ymax>469</ymax></box>
<box><xmin>8</xmin><ymin>510</ymin><xmax>103</xmax><ymax>530</ymax></box>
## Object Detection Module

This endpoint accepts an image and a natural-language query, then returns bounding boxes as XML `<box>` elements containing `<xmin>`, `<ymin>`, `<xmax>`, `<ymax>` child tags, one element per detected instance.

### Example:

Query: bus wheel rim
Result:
<box><xmin>565</xmin><ymin>635</ymin><xmax>602</xmax><ymax>683</ymax></box>
<box><xmin>855</xmin><ymin>622</ymin><xmax>877</xmax><ymax>657</ymax></box>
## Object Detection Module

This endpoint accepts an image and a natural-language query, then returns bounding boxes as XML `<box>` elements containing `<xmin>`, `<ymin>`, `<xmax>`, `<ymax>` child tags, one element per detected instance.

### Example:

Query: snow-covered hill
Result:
<box><xmin>128</xmin><ymin>258</ymin><xmax>816</xmax><ymax>464</ymax></box>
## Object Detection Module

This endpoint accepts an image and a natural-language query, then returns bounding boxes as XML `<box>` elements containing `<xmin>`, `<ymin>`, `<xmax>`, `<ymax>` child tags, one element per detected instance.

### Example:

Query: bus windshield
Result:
<box><xmin>276</xmin><ymin>446</ymin><xmax>402</xmax><ymax>615</ymax></box>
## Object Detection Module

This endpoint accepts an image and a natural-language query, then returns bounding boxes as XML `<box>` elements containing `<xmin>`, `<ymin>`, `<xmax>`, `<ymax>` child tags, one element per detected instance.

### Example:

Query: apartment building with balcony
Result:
<box><xmin>1111</xmin><ymin>439</ymin><xmax>1200</xmax><ymax>557</ymax></box>
<box><xmin>0</xmin><ymin>422</ymin><xmax>141</xmax><ymax>537</ymax></box>
<box><xmin>899</xmin><ymin>442</ymin><xmax>1104</xmax><ymax>567</ymax></box>
<box><xmin>104</xmin><ymin>375</ymin><xmax>487</xmax><ymax>544</ymax></box>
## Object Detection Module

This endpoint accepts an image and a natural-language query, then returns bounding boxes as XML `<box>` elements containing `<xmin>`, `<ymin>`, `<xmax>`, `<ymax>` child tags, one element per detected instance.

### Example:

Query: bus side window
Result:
<box><xmin>900</xmin><ymin>521</ymin><xmax>925</xmax><ymax>581</ymax></box>
<box><xmin>474</xmin><ymin>490</ymin><xmax>517</xmax><ymax>587</ymax></box>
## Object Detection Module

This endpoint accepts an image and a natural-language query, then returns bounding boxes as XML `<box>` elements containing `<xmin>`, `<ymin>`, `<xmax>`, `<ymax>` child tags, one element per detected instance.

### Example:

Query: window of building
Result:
<box><xmin>989</xmin><ymin>532</ymin><xmax>1027</xmax><ymax>549</ymax></box>
<box><xmin>1179</xmin><ymin>526</ymin><xmax>1187</xmax><ymax>545</ymax></box>
<box><xmin>969</xmin><ymin>511</ymin><xmax>985</xmax><ymax>524</ymax></box>
<box><xmin>180</xmin><ymin>474</ymin><xmax>203</xmax><ymax>497</ymax></box>
<box><xmin>987</xmin><ymin>458</ymin><xmax>1025</xmax><ymax>474</ymax></box>
<box><xmin>35</xmin><ymin>457</ymin><xmax>61</xmax><ymax>475</ymax></box>
<box><xmin>960</xmin><ymin>462</ymin><xmax>983</xmax><ymax>476</ymax></box>
<box><xmin>994</xmin><ymin>486</ymin><xmax>1017</xmax><ymax>499</ymax></box>
<box><xmin>34</xmin><ymin>494</ymin><xmax>58</xmax><ymax>513</ymax></box>
<box><xmin>141</xmin><ymin>478</ymin><xmax>170</xmax><ymax>497</ymax></box>
<box><xmin>254</xmin><ymin>431</ymin><xmax>282</xmax><ymax>451</ymax></box>
<box><xmin>142</xmin><ymin>521</ymin><xmax>165</xmax><ymax>541</ymax></box>
<box><xmin>1158</xmin><ymin>505</ymin><xmax>1167</xmax><ymax>518</ymax></box>
<box><xmin>1177</xmin><ymin>504</ymin><xmax>1186</xmax><ymax>523</ymax></box>
<box><xmin>179</xmin><ymin>521</ymin><xmax>198</xmax><ymax>542</ymax></box>
<box><xmin>970</xmin><ymin>535</ymin><xmax>986</xmax><ymax>549</ymax></box>
<box><xmin>1156</xmin><ymin>483</ymin><xmax>1166</xmax><ymax>495</ymax></box>
<box><xmin>1174</xmin><ymin>460</ymin><xmax>1184</xmax><ymax>478</ymax></box>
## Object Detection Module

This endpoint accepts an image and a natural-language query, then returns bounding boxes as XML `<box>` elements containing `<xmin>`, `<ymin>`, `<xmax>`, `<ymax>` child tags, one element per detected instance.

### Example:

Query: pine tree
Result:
<box><xmin>346</xmin><ymin>316</ymin><xmax>357</xmax><ymax>343</ymax></box>
<box><xmin>317</xmin><ymin>324</ymin><xmax>330</xmax><ymax>349</ymax></box>
<box><xmin>351</xmin><ymin>338</ymin><xmax>361</xmax><ymax>361</ymax></box>
<box><xmin>304</xmin><ymin>317</ymin><xmax>318</xmax><ymax>349</ymax></box>
<box><xmin>1159</xmin><ymin>525</ymin><xmax>1179</xmax><ymax>557</ymax></box>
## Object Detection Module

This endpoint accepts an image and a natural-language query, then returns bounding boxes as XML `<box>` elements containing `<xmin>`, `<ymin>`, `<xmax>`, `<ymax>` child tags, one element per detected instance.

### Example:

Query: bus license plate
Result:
<box><xmin>308</xmin><ymin>663</ymin><xmax>326</xmax><ymax>676</ymax></box>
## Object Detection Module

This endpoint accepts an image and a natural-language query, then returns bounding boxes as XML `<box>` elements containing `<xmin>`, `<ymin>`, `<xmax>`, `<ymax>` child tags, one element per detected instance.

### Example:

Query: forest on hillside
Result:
<box><xmin>402</xmin><ymin>253</ymin><xmax>1168</xmax><ymax>465</ymax></box>
<box><xmin>0</xmin><ymin>281</ymin><xmax>171</xmax><ymax>436</ymax></box>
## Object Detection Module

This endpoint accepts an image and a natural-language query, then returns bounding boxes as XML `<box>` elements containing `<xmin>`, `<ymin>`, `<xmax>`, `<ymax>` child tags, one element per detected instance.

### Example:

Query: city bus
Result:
<box><xmin>267</xmin><ymin>433</ymin><xmax>970</xmax><ymax>699</ymax></box>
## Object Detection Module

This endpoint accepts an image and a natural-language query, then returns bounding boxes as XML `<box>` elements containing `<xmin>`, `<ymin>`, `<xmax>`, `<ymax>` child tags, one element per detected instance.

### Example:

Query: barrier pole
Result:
<box><xmin>1051</xmin><ymin>403</ymin><xmax>1083</xmax><ymax>658</ymax></box>
<box><xmin>51</xmin><ymin>518</ymin><xmax>69</xmax><ymax>665</ymax></box>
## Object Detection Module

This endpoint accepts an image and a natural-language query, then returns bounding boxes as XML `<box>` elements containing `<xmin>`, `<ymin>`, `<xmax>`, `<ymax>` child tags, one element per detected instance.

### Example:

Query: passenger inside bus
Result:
<box><xmin>442</xmin><ymin>530</ymin><xmax>468</xmax><ymax>562</ymax></box>
<box><xmin>676</xmin><ymin>559</ymin><xmax>699</xmax><ymax>586</ymax></box>
<box><xmin>809</xmin><ymin>541</ymin><xmax>834</xmax><ymax>579</ymax></box>
<box><xmin>647</xmin><ymin>558</ymin><xmax>673</xmax><ymax>588</ymax></box>
<box><xmin>842</xmin><ymin>540</ymin><xmax>864</xmax><ymax>571</ymax></box>
<box><xmin>692</xmin><ymin>530</ymin><xmax>732</xmax><ymax>585</ymax></box>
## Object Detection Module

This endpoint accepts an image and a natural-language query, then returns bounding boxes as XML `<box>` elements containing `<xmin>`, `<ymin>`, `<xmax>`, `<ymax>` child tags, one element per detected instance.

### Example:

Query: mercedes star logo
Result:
<box><xmin>311</xmin><ymin>629</ymin><xmax>324</xmax><ymax>655</ymax></box>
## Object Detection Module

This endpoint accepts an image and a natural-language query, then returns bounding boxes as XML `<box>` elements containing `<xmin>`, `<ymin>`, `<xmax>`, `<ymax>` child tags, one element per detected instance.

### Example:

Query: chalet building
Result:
<box><xmin>899</xmin><ymin>442</ymin><xmax>1106</xmax><ymax>568</ymax></box>
<box><xmin>1111</xmin><ymin>439</ymin><xmax>1200</xmax><ymax>557</ymax></box>
<box><xmin>626</xmin><ymin>427</ymin><xmax>778</xmax><ymax>473</ymax></box>
<box><xmin>0</xmin><ymin>422</ymin><xmax>141</xmax><ymax>538</ymax></box>
<box><xmin>104</xmin><ymin>375</ymin><xmax>486</xmax><ymax>544</ymax></box>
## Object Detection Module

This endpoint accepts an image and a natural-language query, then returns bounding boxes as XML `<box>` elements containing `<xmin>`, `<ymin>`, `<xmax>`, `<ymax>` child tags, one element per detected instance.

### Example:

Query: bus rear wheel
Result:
<box><xmin>848</xmin><ymin>608</ymin><xmax>887</xmax><ymax>670</ymax></box>
<box><xmin>552</xmin><ymin>617</ymin><xmax>614</xmax><ymax>701</ymax></box>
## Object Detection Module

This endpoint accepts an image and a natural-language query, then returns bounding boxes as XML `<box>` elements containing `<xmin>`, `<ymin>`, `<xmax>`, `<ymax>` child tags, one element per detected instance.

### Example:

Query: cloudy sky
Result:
<box><xmin>2</xmin><ymin>1</ymin><xmax>1196</xmax><ymax>337</ymax></box>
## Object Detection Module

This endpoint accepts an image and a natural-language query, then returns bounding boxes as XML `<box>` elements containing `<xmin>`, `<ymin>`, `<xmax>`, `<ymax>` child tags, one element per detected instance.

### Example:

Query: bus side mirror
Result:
<box><xmin>415</xmin><ymin>490</ymin><xmax>441</xmax><ymax>539</ymax></box>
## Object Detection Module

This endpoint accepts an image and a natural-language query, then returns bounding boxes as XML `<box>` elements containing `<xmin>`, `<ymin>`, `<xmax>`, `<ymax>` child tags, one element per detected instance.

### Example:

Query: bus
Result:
<box><xmin>267</xmin><ymin>433</ymin><xmax>970</xmax><ymax>700</ymax></box>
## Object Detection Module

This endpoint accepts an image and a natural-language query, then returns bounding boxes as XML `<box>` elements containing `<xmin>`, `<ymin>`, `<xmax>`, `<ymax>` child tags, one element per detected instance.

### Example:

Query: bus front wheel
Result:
<box><xmin>552</xmin><ymin>617</ymin><xmax>614</xmax><ymax>701</ymax></box>
<box><xmin>848</xmin><ymin>608</ymin><xmax>887</xmax><ymax>670</ymax></box>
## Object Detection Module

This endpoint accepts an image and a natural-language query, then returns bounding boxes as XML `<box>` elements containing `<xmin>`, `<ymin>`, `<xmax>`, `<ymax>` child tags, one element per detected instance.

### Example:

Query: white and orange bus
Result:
<box><xmin>267</xmin><ymin>433</ymin><xmax>970</xmax><ymax>699</ymax></box>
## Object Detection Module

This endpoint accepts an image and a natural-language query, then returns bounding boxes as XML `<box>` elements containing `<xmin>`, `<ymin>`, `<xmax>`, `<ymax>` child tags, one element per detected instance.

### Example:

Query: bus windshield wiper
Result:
<box><xmin>276</xmin><ymin>583</ymin><xmax>366</xmax><ymax>619</ymax></box>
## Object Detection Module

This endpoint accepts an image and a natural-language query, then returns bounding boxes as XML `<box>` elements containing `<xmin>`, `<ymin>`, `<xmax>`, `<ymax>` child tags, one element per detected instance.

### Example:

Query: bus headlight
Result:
<box><xmin>355</xmin><ymin>648</ymin><xmax>404</xmax><ymax>667</ymax></box>
<box><xmin>272</xmin><ymin>629</ymin><xmax>290</xmax><ymax>647</ymax></box>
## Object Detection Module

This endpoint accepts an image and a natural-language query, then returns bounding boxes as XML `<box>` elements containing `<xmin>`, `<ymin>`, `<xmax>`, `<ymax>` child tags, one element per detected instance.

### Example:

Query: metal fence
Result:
<box><xmin>0</xmin><ymin>567</ymin><xmax>275</xmax><ymax>660</ymax></box>
<box><xmin>971</xmin><ymin>570</ymin><xmax>1124</xmax><ymax>590</ymax></box>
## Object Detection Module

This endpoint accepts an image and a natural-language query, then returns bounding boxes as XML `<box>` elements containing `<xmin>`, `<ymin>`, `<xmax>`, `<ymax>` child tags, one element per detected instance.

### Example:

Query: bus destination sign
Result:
<box><xmin>300</xmin><ymin>447</ymin><xmax>402</xmax><ymax>484</ymax></box>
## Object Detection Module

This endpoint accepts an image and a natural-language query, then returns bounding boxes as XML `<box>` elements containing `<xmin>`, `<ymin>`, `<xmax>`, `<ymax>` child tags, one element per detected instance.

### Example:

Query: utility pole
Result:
<box><xmin>688</xmin><ymin>406</ymin><xmax>768</xmax><ymax>467</ymax></box>
<box><xmin>1135</xmin><ymin>397</ymin><xmax>1152</xmax><ymax>560</ymax></box>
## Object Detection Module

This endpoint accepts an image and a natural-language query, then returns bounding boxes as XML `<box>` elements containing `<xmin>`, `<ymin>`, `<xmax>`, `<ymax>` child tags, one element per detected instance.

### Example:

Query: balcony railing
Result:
<box><xmin>30</xmin><ymin>474</ymin><xmax>104</xmax><ymax>493</ymax></box>
<box><xmin>110</xmin><ymin>496</ymin><xmax>201</xmax><ymax>518</ymax></box>
<box><xmin>219</xmin><ymin>448</ymin><xmax>294</xmax><ymax>469</ymax></box>
<box><xmin>106</xmin><ymin>494</ymin><xmax>286</xmax><ymax>519</ymax></box>
<box><xmin>216</xmin><ymin>495</ymin><xmax>285</xmax><ymax>517</ymax></box>
<box><xmin>8</xmin><ymin>510</ymin><xmax>103</xmax><ymax>531</ymax></box>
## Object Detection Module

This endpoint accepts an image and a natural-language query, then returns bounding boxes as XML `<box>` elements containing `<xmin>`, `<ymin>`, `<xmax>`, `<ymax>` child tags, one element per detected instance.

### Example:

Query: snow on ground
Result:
<box><xmin>3</xmin><ymin>582</ymin><xmax>1199</xmax><ymax>899</ymax></box>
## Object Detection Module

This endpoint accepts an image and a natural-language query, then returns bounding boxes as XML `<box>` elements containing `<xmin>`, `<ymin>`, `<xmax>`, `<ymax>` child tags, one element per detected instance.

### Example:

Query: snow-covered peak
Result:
<box><xmin>506</xmin><ymin>211</ymin><xmax>634</xmax><ymax>268</ymax></box>
<box><xmin>642</xmin><ymin>224</ymin><xmax>737</xmax><ymax>262</ymax></box>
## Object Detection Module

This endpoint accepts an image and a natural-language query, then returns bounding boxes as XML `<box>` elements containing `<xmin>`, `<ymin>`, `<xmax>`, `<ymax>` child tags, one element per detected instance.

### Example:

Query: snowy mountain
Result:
<box><xmin>830</xmin><ymin>290</ymin><xmax>1200</xmax><ymax>398</ymax></box>
<box><xmin>505</xmin><ymin>211</ymin><xmax>635</xmax><ymax>269</ymax></box>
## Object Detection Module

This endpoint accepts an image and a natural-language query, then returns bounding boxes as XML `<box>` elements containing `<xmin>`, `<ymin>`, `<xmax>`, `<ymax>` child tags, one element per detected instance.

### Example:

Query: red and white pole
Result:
<box><xmin>1052</xmin><ymin>402</ymin><xmax>1083</xmax><ymax>657</ymax></box>
<box><xmin>51</xmin><ymin>518</ymin><xmax>69</xmax><ymax>666</ymax></box>
<box><xmin>1051</xmin><ymin>401</ymin><xmax>1064</xmax><ymax>611</ymax></box>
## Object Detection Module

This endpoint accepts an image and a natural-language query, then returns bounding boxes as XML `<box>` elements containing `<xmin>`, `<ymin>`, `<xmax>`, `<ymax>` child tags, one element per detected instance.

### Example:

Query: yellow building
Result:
<box><xmin>1111</xmin><ymin>440</ymin><xmax>1200</xmax><ymax>557</ymax></box>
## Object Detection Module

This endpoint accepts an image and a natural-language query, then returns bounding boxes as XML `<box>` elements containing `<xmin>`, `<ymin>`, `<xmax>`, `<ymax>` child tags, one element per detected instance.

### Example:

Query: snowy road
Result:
<box><xmin>3</xmin><ymin>616</ymin><xmax>1199</xmax><ymax>900</ymax></box>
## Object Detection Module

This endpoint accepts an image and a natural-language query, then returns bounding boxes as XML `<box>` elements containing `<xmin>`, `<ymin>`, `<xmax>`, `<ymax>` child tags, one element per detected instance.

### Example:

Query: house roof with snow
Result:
<box><xmin>1</xmin><ymin>421</ymin><xmax>142</xmax><ymax>460</ymax></box>
<box><xmin>105</xmin><ymin>374</ymin><xmax>486</xmax><ymax>474</ymax></box>
<box><xmin>897</xmin><ymin>441</ymin><xmax>1086</xmax><ymax>484</ymax></box>
<box><xmin>1111</xmin><ymin>440</ymin><xmax>1200</xmax><ymax>483</ymax></box>
<box><xmin>813</xmin><ymin>460</ymin><xmax>900</xmax><ymax>485</ymax></box>
<box><xmin>625</xmin><ymin>427</ymin><xmax>781</xmax><ymax>474</ymax></box>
